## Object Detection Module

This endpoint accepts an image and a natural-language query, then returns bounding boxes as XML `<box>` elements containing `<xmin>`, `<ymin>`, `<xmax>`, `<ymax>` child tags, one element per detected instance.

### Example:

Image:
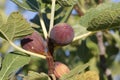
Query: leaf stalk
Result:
<box><xmin>9</xmin><ymin>41</ymin><xmax>46</xmax><ymax>59</ymax></box>
<box><xmin>73</xmin><ymin>32</ymin><xmax>94</xmax><ymax>41</ymax></box>
<box><xmin>39</xmin><ymin>12</ymin><xmax>48</xmax><ymax>39</ymax></box>
<box><xmin>48</xmin><ymin>0</ymin><xmax>56</xmax><ymax>36</ymax></box>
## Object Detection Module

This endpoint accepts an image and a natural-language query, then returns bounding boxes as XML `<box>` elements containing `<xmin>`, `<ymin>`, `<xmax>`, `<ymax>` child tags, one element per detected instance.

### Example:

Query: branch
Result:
<box><xmin>74</xmin><ymin>4</ymin><xmax>84</xmax><ymax>16</ymax></box>
<box><xmin>96</xmin><ymin>31</ymin><xmax>113</xmax><ymax>80</ymax></box>
<box><xmin>98</xmin><ymin>0</ymin><xmax>103</xmax><ymax>4</ymax></box>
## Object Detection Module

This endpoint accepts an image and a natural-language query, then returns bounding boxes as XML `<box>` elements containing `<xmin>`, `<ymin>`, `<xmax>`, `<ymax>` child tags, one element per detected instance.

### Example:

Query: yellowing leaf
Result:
<box><xmin>74</xmin><ymin>71</ymin><xmax>99</xmax><ymax>80</ymax></box>
<box><xmin>84</xmin><ymin>71</ymin><xmax>99</xmax><ymax>80</ymax></box>
<box><xmin>0</xmin><ymin>13</ymin><xmax>3</xmax><ymax>26</ymax></box>
<box><xmin>60</xmin><ymin>63</ymin><xmax>89</xmax><ymax>80</ymax></box>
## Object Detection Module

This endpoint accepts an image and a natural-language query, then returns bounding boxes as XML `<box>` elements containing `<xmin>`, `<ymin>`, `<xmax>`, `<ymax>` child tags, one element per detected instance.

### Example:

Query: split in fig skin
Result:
<box><xmin>50</xmin><ymin>23</ymin><xmax>74</xmax><ymax>46</ymax></box>
<box><xmin>21</xmin><ymin>31</ymin><xmax>47</xmax><ymax>55</ymax></box>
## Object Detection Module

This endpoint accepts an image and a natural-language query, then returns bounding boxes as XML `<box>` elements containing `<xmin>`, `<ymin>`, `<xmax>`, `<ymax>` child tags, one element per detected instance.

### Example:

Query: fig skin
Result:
<box><xmin>50</xmin><ymin>23</ymin><xmax>74</xmax><ymax>46</ymax></box>
<box><xmin>21</xmin><ymin>31</ymin><xmax>47</xmax><ymax>55</ymax></box>
<box><xmin>54</xmin><ymin>62</ymin><xmax>70</xmax><ymax>78</ymax></box>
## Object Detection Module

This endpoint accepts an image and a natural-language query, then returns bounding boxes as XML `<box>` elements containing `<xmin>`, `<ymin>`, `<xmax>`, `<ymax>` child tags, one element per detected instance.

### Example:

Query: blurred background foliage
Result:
<box><xmin>0</xmin><ymin>0</ymin><xmax>120</xmax><ymax>80</ymax></box>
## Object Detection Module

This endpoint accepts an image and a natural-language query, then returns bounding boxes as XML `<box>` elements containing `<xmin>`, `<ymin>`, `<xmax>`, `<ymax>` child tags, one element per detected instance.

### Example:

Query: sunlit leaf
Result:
<box><xmin>79</xmin><ymin>2</ymin><xmax>120</xmax><ymax>31</ymax></box>
<box><xmin>0</xmin><ymin>12</ymin><xmax>33</xmax><ymax>40</ymax></box>
<box><xmin>87</xmin><ymin>9</ymin><xmax>120</xmax><ymax>31</ymax></box>
<box><xmin>23</xmin><ymin>71</ymin><xmax>51</xmax><ymax>80</ymax></box>
<box><xmin>0</xmin><ymin>51</ymin><xmax>30</xmax><ymax>80</ymax></box>
<box><xmin>73</xmin><ymin>24</ymin><xmax>89</xmax><ymax>39</ymax></box>
<box><xmin>110</xmin><ymin>62</ymin><xmax>120</xmax><ymax>75</ymax></box>
<box><xmin>0</xmin><ymin>56</ymin><xmax>2</xmax><ymax>68</ymax></box>
<box><xmin>57</xmin><ymin>0</ymin><xmax>78</xmax><ymax>7</ymax></box>
<box><xmin>0</xmin><ymin>13</ymin><xmax>3</xmax><ymax>26</ymax></box>
<box><xmin>70</xmin><ymin>70</ymin><xmax>99</xmax><ymax>80</ymax></box>
<box><xmin>84</xmin><ymin>71</ymin><xmax>99</xmax><ymax>80</ymax></box>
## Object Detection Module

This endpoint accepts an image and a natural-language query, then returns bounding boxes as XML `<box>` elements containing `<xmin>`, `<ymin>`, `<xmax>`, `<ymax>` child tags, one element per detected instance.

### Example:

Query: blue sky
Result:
<box><xmin>5</xmin><ymin>0</ymin><xmax>37</xmax><ymax>21</ymax></box>
<box><xmin>112</xmin><ymin>0</ymin><xmax>120</xmax><ymax>2</ymax></box>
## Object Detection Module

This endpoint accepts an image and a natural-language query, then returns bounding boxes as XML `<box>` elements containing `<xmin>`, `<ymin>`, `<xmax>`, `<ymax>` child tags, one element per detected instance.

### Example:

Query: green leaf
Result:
<box><xmin>86</xmin><ymin>38</ymin><xmax>99</xmax><ymax>56</ymax></box>
<box><xmin>23</xmin><ymin>71</ymin><xmax>51</xmax><ymax>80</ymax></box>
<box><xmin>57</xmin><ymin>0</ymin><xmax>78</xmax><ymax>7</ymax></box>
<box><xmin>73</xmin><ymin>24</ymin><xmax>89</xmax><ymax>38</ymax></box>
<box><xmin>55</xmin><ymin>6</ymin><xmax>74</xmax><ymax>24</ymax></box>
<box><xmin>0</xmin><ymin>13</ymin><xmax>3</xmax><ymax>26</ymax></box>
<box><xmin>79</xmin><ymin>2</ymin><xmax>120</xmax><ymax>31</ymax></box>
<box><xmin>0</xmin><ymin>12</ymin><xmax>33</xmax><ymax>40</ymax></box>
<box><xmin>11</xmin><ymin>0</ymin><xmax>39</xmax><ymax>11</ymax></box>
<box><xmin>60</xmin><ymin>63</ymin><xmax>89</xmax><ymax>80</ymax></box>
<box><xmin>0</xmin><ymin>51</ymin><xmax>30</xmax><ymax>80</ymax></box>
<box><xmin>12</xmin><ymin>0</ymin><xmax>51</xmax><ymax>12</ymax></box>
<box><xmin>69</xmin><ymin>70</ymin><xmax>99</xmax><ymax>80</ymax></box>
<box><xmin>87</xmin><ymin>9</ymin><xmax>120</xmax><ymax>31</ymax></box>
<box><xmin>0</xmin><ymin>56</ymin><xmax>2</xmax><ymax>68</ymax></box>
<box><xmin>110</xmin><ymin>62</ymin><xmax>120</xmax><ymax>75</ymax></box>
<box><xmin>37</xmin><ymin>0</ymin><xmax>51</xmax><ymax>13</ymax></box>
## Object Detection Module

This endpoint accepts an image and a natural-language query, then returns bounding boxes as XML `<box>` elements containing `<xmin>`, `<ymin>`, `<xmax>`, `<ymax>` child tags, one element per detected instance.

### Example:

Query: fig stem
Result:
<box><xmin>73</xmin><ymin>32</ymin><xmax>95</xmax><ymax>41</ymax></box>
<box><xmin>48</xmin><ymin>0</ymin><xmax>56</xmax><ymax>36</ymax></box>
<box><xmin>46</xmin><ymin>53</ymin><xmax>54</xmax><ymax>74</ymax></box>
<box><xmin>9</xmin><ymin>41</ymin><xmax>46</xmax><ymax>59</ymax></box>
<box><xmin>47</xmin><ymin>39</ymin><xmax>55</xmax><ymax>75</ymax></box>
<box><xmin>39</xmin><ymin>12</ymin><xmax>48</xmax><ymax>39</ymax></box>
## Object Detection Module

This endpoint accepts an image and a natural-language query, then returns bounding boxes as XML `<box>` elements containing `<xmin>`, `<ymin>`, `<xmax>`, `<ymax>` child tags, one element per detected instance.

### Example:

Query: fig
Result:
<box><xmin>50</xmin><ymin>23</ymin><xmax>74</xmax><ymax>46</ymax></box>
<box><xmin>54</xmin><ymin>62</ymin><xmax>70</xmax><ymax>78</ymax></box>
<box><xmin>21</xmin><ymin>31</ymin><xmax>47</xmax><ymax>55</ymax></box>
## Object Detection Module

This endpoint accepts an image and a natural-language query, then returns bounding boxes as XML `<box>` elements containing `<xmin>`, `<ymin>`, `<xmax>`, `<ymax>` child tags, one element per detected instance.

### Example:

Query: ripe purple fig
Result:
<box><xmin>54</xmin><ymin>62</ymin><xmax>70</xmax><ymax>78</ymax></box>
<box><xmin>21</xmin><ymin>31</ymin><xmax>47</xmax><ymax>55</ymax></box>
<box><xmin>50</xmin><ymin>23</ymin><xmax>74</xmax><ymax>46</ymax></box>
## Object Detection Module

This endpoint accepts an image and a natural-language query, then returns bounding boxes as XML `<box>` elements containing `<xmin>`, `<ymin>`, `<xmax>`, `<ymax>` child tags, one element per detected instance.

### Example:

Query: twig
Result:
<box><xmin>96</xmin><ymin>31</ymin><xmax>113</xmax><ymax>80</ymax></box>
<box><xmin>98</xmin><ymin>0</ymin><xmax>103</xmax><ymax>4</ymax></box>
<box><xmin>74</xmin><ymin>4</ymin><xmax>84</xmax><ymax>16</ymax></box>
<box><xmin>48</xmin><ymin>0</ymin><xmax>56</xmax><ymax>36</ymax></box>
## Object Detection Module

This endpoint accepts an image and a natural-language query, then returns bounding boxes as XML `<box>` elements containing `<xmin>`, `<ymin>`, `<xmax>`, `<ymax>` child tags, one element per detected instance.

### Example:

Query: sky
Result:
<box><xmin>5</xmin><ymin>0</ymin><xmax>37</xmax><ymax>21</ymax></box>
<box><xmin>112</xmin><ymin>0</ymin><xmax>120</xmax><ymax>2</ymax></box>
